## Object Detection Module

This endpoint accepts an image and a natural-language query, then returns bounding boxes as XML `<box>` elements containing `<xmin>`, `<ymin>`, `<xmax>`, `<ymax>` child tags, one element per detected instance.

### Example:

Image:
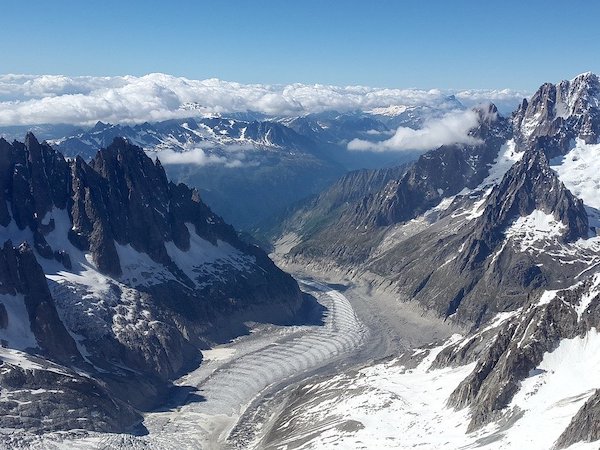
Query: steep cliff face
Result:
<box><xmin>67</xmin><ymin>136</ymin><xmax>248</xmax><ymax>278</ymax></box>
<box><xmin>513</xmin><ymin>72</ymin><xmax>600</xmax><ymax>158</ymax></box>
<box><xmin>0</xmin><ymin>134</ymin><xmax>303</xmax><ymax>433</ymax></box>
<box><xmin>351</xmin><ymin>105</ymin><xmax>510</xmax><ymax>228</ymax></box>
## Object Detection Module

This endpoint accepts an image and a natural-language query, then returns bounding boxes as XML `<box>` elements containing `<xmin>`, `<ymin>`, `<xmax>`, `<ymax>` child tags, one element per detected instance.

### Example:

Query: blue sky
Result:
<box><xmin>1</xmin><ymin>0</ymin><xmax>598</xmax><ymax>90</ymax></box>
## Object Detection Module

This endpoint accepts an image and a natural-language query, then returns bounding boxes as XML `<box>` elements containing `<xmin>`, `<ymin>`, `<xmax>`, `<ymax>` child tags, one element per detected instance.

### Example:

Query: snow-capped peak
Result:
<box><xmin>515</xmin><ymin>71</ymin><xmax>600</xmax><ymax>142</ymax></box>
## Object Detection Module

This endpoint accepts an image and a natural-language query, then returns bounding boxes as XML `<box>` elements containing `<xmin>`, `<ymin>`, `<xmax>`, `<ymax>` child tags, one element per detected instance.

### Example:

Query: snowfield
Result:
<box><xmin>254</xmin><ymin>331</ymin><xmax>600</xmax><ymax>450</ymax></box>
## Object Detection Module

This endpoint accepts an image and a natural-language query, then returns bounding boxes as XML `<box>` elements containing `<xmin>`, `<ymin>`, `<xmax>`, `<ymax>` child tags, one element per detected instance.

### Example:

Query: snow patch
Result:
<box><xmin>505</xmin><ymin>210</ymin><xmax>566</xmax><ymax>251</ymax></box>
<box><xmin>201</xmin><ymin>348</ymin><xmax>237</xmax><ymax>362</ymax></box>
<box><xmin>480</xmin><ymin>308</ymin><xmax>523</xmax><ymax>333</ymax></box>
<box><xmin>480</xmin><ymin>139</ymin><xmax>522</xmax><ymax>188</ymax></box>
<box><xmin>575</xmin><ymin>272</ymin><xmax>600</xmax><ymax>319</ymax></box>
<box><xmin>164</xmin><ymin>223</ymin><xmax>254</xmax><ymax>287</ymax></box>
<box><xmin>0</xmin><ymin>347</ymin><xmax>70</xmax><ymax>376</ymax></box>
<box><xmin>538</xmin><ymin>289</ymin><xmax>559</xmax><ymax>307</ymax></box>
<box><xmin>115</xmin><ymin>243</ymin><xmax>174</xmax><ymax>287</ymax></box>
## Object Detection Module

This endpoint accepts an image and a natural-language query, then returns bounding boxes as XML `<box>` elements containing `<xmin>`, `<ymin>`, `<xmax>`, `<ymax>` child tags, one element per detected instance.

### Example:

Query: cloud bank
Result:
<box><xmin>149</xmin><ymin>147</ymin><xmax>246</xmax><ymax>168</ymax></box>
<box><xmin>0</xmin><ymin>73</ymin><xmax>528</xmax><ymax>126</ymax></box>
<box><xmin>348</xmin><ymin>110</ymin><xmax>481</xmax><ymax>152</ymax></box>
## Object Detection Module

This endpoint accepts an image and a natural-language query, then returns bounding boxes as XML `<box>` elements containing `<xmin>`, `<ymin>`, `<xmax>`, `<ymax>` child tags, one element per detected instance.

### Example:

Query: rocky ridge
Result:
<box><xmin>46</xmin><ymin>118</ymin><xmax>346</xmax><ymax>230</ymax></box>
<box><xmin>0</xmin><ymin>133</ymin><xmax>303</xmax><ymax>433</ymax></box>
<box><xmin>514</xmin><ymin>72</ymin><xmax>600</xmax><ymax>152</ymax></box>
<box><xmin>354</xmin><ymin>104</ymin><xmax>510</xmax><ymax>228</ymax></box>
<box><xmin>462</xmin><ymin>147</ymin><xmax>588</xmax><ymax>268</ymax></box>
<box><xmin>274</xmin><ymin>73</ymin><xmax>600</xmax><ymax>448</ymax></box>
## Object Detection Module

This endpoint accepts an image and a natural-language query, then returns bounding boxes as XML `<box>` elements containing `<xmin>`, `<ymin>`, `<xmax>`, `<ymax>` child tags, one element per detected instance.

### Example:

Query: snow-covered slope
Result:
<box><xmin>258</xmin><ymin>322</ymin><xmax>600</xmax><ymax>450</ymax></box>
<box><xmin>551</xmin><ymin>138</ymin><xmax>600</xmax><ymax>228</ymax></box>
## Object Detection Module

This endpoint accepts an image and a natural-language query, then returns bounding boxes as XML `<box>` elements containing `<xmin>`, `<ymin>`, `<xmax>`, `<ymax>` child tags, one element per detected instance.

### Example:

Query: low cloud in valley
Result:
<box><xmin>347</xmin><ymin>110</ymin><xmax>482</xmax><ymax>152</ymax></box>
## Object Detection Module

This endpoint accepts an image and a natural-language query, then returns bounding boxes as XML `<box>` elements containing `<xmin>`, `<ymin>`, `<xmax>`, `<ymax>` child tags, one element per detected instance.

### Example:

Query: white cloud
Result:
<box><xmin>347</xmin><ymin>110</ymin><xmax>482</xmax><ymax>152</ymax></box>
<box><xmin>455</xmin><ymin>88</ymin><xmax>527</xmax><ymax>114</ymax></box>
<box><xmin>149</xmin><ymin>148</ymin><xmax>245</xmax><ymax>168</ymax></box>
<box><xmin>0</xmin><ymin>73</ymin><xmax>528</xmax><ymax>126</ymax></box>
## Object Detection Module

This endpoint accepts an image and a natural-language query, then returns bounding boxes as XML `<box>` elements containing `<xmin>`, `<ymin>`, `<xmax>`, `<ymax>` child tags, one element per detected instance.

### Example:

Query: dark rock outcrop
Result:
<box><xmin>0</xmin><ymin>241</ymin><xmax>79</xmax><ymax>363</ymax></box>
<box><xmin>554</xmin><ymin>389</ymin><xmax>600</xmax><ymax>449</ymax></box>
<box><xmin>0</xmin><ymin>303</ymin><xmax>7</xmax><ymax>329</ymax></box>
<box><xmin>357</xmin><ymin>140</ymin><xmax>590</xmax><ymax>326</ymax></box>
<box><xmin>462</xmin><ymin>148</ymin><xmax>589</xmax><ymax>268</ymax></box>
<box><xmin>0</xmin><ymin>134</ymin><xmax>70</xmax><ymax>231</ymax></box>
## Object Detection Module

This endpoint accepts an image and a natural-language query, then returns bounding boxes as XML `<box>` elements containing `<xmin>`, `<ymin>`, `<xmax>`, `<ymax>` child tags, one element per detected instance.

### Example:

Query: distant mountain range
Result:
<box><xmin>0</xmin><ymin>101</ymin><xmax>463</xmax><ymax>230</ymax></box>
